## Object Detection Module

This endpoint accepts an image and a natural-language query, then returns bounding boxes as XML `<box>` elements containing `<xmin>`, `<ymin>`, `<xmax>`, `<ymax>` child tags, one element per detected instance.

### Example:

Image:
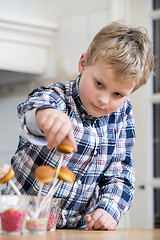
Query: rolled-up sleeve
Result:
<box><xmin>17</xmin><ymin>84</ymin><xmax>66</xmax><ymax>145</ymax></box>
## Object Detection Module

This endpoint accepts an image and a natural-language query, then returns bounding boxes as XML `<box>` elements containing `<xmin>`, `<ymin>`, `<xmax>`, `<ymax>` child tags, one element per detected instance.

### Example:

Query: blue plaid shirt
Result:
<box><xmin>9</xmin><ymin>75</ymin><xmax>135</xmax><ymax>228</ymax></box>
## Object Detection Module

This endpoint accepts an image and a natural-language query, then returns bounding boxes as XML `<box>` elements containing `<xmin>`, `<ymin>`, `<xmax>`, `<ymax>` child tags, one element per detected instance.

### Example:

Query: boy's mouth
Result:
<box><xmin>92</xmin><ymin>104</ymin><xmax>106</xmax><ymax>111</ymax></box>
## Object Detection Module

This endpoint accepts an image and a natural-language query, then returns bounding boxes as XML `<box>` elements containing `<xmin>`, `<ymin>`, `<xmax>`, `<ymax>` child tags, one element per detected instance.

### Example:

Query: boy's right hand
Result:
<box><xmin>36</xmin><ymin>108</ymin><xmax>77</xmax><ymax>151</ymax></box>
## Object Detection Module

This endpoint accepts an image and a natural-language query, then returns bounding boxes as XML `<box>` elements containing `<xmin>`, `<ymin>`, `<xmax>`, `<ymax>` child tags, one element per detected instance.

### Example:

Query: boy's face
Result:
<box><xmin>78</xmin><ymin>54</ymin><xmax>136</xmax><ymax>117</ymax></box>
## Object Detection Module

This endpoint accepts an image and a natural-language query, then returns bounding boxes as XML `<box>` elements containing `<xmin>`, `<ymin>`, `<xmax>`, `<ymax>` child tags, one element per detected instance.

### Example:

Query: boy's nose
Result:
<box><xmin>98</xmin><ymin>94</ymin><xmax>110</xmax><ymax>105</ymax></box>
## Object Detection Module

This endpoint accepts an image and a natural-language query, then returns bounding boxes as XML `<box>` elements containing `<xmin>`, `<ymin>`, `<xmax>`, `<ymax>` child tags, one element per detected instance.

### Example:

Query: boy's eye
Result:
<box><xmin>114</xmin><ymin>92</ymin><xmax>122</xmax><ymax>97</ymax></box>
<box><xmin>96</xmin><ymin>81</ymin><xmax>103</xmax><ymax>87</ymax></box>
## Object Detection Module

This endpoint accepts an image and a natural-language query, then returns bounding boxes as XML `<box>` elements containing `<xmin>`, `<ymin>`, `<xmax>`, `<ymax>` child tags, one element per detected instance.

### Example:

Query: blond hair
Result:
<box><xmin>85</xmin><ymin>22</ymin><xmax>154</xmax><ymax>92</ymax></box>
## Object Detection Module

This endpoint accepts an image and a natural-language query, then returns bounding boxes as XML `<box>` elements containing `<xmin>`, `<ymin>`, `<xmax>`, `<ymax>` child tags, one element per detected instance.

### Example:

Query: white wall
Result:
<box><xmin>0</xmin><ymin>96</ymin><xmax>25</xmax><ymax>164</ymax></box>
<box><xmin>0</xmin><ymin>0</ymin><xmax>109</xmax><ymax>79</ymax></box>
<box><xmin>126</xmin><ymin>0</ymin><xmax>154</xmax><ymax>228</ymax></box>
<box><xmin>53</xmin><ymin>11</ymin><xmax>109</xmax><ymax>77</ymax></box>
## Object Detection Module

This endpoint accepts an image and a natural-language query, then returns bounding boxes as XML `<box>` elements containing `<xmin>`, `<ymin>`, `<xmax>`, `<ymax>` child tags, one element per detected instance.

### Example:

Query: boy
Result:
<box><xmin>7</xmin><ymin>22</ymin><xmax>154</xmax><ymax>230</ymax></box>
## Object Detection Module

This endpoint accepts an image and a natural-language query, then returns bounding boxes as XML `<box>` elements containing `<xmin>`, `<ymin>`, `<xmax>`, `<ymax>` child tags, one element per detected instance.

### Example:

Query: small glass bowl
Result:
<box><xmin>47</xmin><ymin>197</ymin><xmax>62</xmax><ymax>231</ymax></box>
<box><xmin>25</xmin><ymin>195</ymin><xmax>52</xmax><ymax>234</ymax></box>
<box><xmin>0</xmin><ymin>195</ymin><xmax>27</xmax><ymax>235</ymax></box>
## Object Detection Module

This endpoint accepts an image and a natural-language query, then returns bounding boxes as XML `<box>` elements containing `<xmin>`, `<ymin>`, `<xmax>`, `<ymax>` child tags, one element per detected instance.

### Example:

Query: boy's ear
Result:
<box><xmin>78</xmin><ymin>53</ymin><xmax>86</xmax><ymax>73</ymax></box>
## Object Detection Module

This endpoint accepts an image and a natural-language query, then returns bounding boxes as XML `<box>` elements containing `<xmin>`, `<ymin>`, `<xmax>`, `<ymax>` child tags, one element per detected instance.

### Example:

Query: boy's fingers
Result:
<box><xmin>84</xmin><ymin>214</ymin><xmax>96</xmax><ymax>230</ymax></box>
<box><xmin>92</xmin><ymin>214</ymin><xmax>107</xmax><ymax>230</ymax></box>
<box><xmin>47</xmin><ymin>132</ymin><xmax>77</xmax><ymax>152</ymax></box>
<box><xmin>85</xmin><ymin>219</ymin><xmax>95</xmax><ymax>230</ymax></box>
<box><xmin>84</xmin><ymin>214</ymin><xmax>91</xmax><ymax>223</ymax></box>
<box><xmin>100</xmin><ymin>222</ymin><xmax>116</xmax><ymax>230</ymax></box>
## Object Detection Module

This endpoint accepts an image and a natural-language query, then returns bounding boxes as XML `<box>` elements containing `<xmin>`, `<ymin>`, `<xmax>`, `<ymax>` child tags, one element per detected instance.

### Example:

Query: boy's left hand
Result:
<box><xmin>84</xmin><ymin>208</ymin><xmax>117</xmax><ymax>230</ymax></box>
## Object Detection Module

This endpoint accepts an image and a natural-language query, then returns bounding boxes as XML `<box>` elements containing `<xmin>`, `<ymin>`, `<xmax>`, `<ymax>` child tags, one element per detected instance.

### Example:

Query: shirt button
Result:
<box><xmin>81</xmin><ymin>113</ymin><xmax>85</xmax><ymax>118</ymax></box>
<box><xmin>77</xmin><ymin>180</ymin><xmax>81</xmax><ymax>185</ymax></box>
<box><xmin>63</xmin><ymin>210</ymin><xmax>68</xmax><ymax>215</ymax></box>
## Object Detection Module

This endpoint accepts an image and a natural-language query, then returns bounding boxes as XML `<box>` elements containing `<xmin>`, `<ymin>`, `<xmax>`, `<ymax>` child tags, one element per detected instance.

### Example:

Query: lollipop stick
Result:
<box><xmin>8</xmin><ymin>180</ymin><xmax>21</xmax><ymax>196</ymax></box>
<box><xmin>35</xmin><ymin>182</ymin><xmax>43</xmax><ymax>212</ymax></box>
<box><xmin>48</xmin><ymin>179</ymin><xmax>63</xmax><ymax>197</ymax></box>
<box><xmin>55</xmin><ymin>154</ymin><xmax>63</xmax><ymax>179</ymax></box>
<box><xmin>52</xmin><ymin>154</ymin><xmax>63</xmax><ymax>188</ymax></box>
<box><xmin>36</xmin><ymin>155</ymin><xmax>64</xmax><ymax>216</ymax></box>
<box><xmin>36</xmin><ymin>179</ymin><xmax>63</xmax><ymax>218</ymax></box>
<box><xmin>45</xmin><ymin>154</ymin><xmax>63</xmax><ymax>199</ymax></box>
<box><xmin>37</xmin><ymin>178</ymin><xmax>59</xmax><ymax>215</ymax></box>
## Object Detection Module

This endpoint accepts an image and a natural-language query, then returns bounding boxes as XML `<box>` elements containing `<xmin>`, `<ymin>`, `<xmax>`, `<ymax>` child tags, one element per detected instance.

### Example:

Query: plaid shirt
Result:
<box><xmin>9</xmin><ymin>75</ymin><xmax>135</xmax><ymax>228</ymax></box>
